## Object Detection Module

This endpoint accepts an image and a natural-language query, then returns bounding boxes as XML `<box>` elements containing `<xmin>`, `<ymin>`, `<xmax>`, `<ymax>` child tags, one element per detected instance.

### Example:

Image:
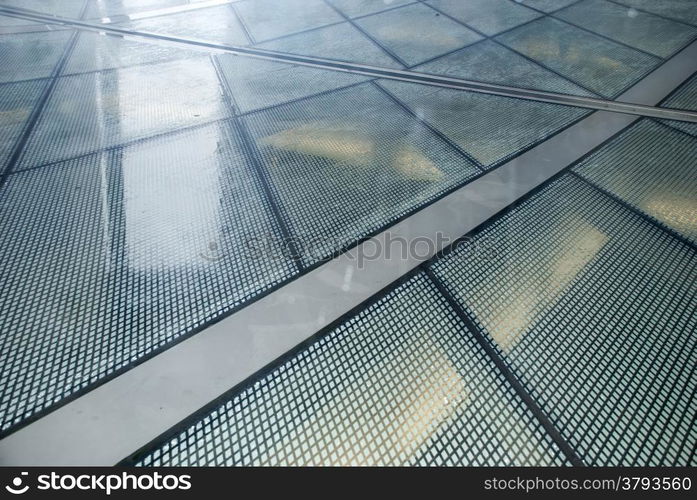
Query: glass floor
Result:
<box><xmin>0</xmin><ymin>0</ymin><xmax>695</xmax><ymax>466</ymax></box>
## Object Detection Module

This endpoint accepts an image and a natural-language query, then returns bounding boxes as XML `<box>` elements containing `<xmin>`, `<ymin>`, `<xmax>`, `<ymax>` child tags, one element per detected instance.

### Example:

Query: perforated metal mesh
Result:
<box><xmin>242</xmin><ymin>82</ymin><xmax>480</xmax><ymax>265</ymax></box>
<box><xmin>64</xmin><ymin>30</ymin><xmax>206</xmax><ymax>75</ymax></box>
<box><xmin>0</xmin><ymin>29</ymin><xmax>73</xmax><ymax>83</ymax></box>
<box><xmin>377</xmin><ymin>78</ymin><xmax>588</xmax><ymax>167</ymax></box>
<box><xmin>0</xmin><ymin>78</ymin><xmax>47</xmax><ymax>174</ymax></box>
<box><xmin>0</xmin><ymin>120</ymin><xmax>296</xmax><ymax>431</ymax></box>
<box><xmin>614</xmin><ymin>0</ymin><xmax>697</xmax><ymax>26</ymax></box>
<box><xmin>328</xmin><ymin>0</ymin><xmax>413</xmax><ymax>19</ymax></box>
<box><xmin>0</xmin><ymin>0</ymin><xmax>86</xmax><ymax>18</ymax></box>
<box><xmin>573</xmin><ymin>119</ymin><xmax>697</xmax><ymax>244</ymax></box>
<box><xmin>660</xmin><ymin>73</ymin><xmax>697</xmax><ymax>137</ymax></box>
<box><xmin>555</xmin><ymin>0</ymin><xmax>697</xmax><ymax>58</ymax></box>
<box><xmin>84</xmin><ymin>0</ymin><xmax>190</xmax><ymax>19</ymax></box>
<box><xmin>354</xmin><ymin>3</ymin><xmax>482</xmax><ymax>67</ymax></box>
<box><xmin>233</xmin><ymin>0</ymin><xmax>343</xmax><ymax>42</ymax></box>
<box><xmin>16</xmin><ymin>56</ymin><xmax>231</xmax><ymax>169</ymax></box>
<box><xmin>216</xmin><ymin>53</ymin><xmax>368</xmax><ymax>115</ymax></box>
<box><xmin>257</xmin><ymin>21</ymin><xmax>403</xmax><ymax>69</ymax></box>
<box><xmin>427</xmin><ymin>0</ymin><xmax>542</xmax><ymax>36</ymax></box>
<box><xmin>124</xmin><ymin>4</ymin><xmax>250</xmax><ymax>46</ymax></box>
<box><xmin>136</xmin><ymin>273</ymin><xmax>568</xmax><ymax>466</ymax></box>
<box><xmin>431</xmin><ymin>175</ymin><xmax>697</xmax><ymax>466</ymax></box>
<box><xmin>412</xmin><ymin>39</ymin><xmax>595</xmax><ymax>97</ymax></box>
<box><xmin>497</xmin><ymin>17</ymin><xmax>660</xmax><ymax>98</ymax></box>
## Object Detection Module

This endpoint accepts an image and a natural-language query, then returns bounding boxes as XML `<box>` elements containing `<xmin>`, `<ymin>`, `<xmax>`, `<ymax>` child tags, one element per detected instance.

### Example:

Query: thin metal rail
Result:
<box><xmin>2</xmin><ymin>5</ymin><xmax>697</xmax><ymax>123</ymax></box>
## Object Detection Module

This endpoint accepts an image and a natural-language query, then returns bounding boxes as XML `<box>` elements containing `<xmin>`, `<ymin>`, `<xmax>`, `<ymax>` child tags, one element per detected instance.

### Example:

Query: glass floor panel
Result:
<box><xmin>555</xmin><ymin>0</ymin><xmax>697</xmax><ymax>59</ymax></box>
<box><xmin>133</xmin><ymin>273</ymin><xmax>568</xmax><ymax>466</ymax></box>
<box><xmin>613</xmin><ymin>0</ymin><xmax>697</xmax><ymax>26</ymax></box>
<box><xmin>659</xmin><ymin>71</ymin><xmax>697</xmax><ymax>136</ymax></box>
<box><xmin>130</xmin><ymin>163</ymin><xmax>697</xmax><ymax>466</ymax></box>
<box><xmin>0</xmin><ymin>0</ymin><xmax>695</xmax><ymax>467</ymax></box>
<box><xmin>431</xmin><ymin>173</ymin><xmax>696</xmax><ymax>466</ymax></box>
<box><xmin>0</xmin><ymin>23</ymin><xmax>599</xmax><ymax>431</ymax></box>
<box><xmin>497</xmin><ymin>16</ymin><xmax>661</xmax><ymax>98</ymax></box>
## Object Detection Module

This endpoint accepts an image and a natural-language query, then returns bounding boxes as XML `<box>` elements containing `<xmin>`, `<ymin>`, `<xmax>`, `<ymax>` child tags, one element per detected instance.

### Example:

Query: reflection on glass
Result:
<box><xmin>122</xmin><ymin>126</ymin><xmax>222</xmax><ymax>270</ymax></box>
<box><xmin>260</xmin><ymin>122</ymin><xmax>444</xmax><ymax>181</ymax></box>
<box><xmin>258</xmin><ymin>337</ymin><xmax>467</xmax><ymax>466</ymax></box>
<box><xmin>472</xmin><ymin>216</ymin><xmax>607</xmax><ymax>352</ymax></box>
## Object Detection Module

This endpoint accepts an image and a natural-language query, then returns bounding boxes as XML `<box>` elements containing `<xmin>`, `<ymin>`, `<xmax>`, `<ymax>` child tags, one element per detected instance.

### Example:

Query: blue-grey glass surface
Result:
<box><xmin>555</xmin><ymin>0</ymin><xmax>697</xmax><ymax>58</ymax></box>
<box><xmin>16</xmin><ymin>56</ymin><xmax>232</xmax><ymax>169</ymax></box>
<box><xmin>354</xmin><ymin>2</ymin><xmax>482</xmax><ymax>67</ymax></box>
<box><xmin>377</xmin><ymin>78</ymin><xmax>589</xmax><ymax>166</ymax></box>
<box><xmin>0</xmin><ymin>0</ymin><xmax>695</xmax><ymax>466</ymax></box>
<box><xmin>0</xmin><ymin>121</ymin><xmax>297</xmax><ymax>431</ymax></box>
<box><xmin>612</xmin><ymin>0</ymin><xmax>697</xmax><ymax>26</ymax></box>
<box><xmin>573</xmin><ymin>119</ymin><xmax>697</xmax><ymax>244</ymax></box>
<box><xmin>233</xmin><ymin>0</ymin><xmax>343</xmax><ymax>42</ymax></box>
<box><xmin>431</xmin><ymin>174</ymin><xmax>696</xmax><ymax>466</ymax></box>
<box><xmin>427</xmin><ymin>0</ymin><xmax>542</xmax><ymax>36</ymax></box>
<box><xmin>0</xmin><ymin>29</ymin><xmax>74</xmax><ymax>83</ymax></box>
<box><xmin>659</xmin><ymin>73</ymin><xmax>697</xmax><ymax>136</ymax></box>
<box><xmin>135</xmin><ymin>273</ymin><xmax>568</xmax><ymax>466</ymax></box>
<box><xmin>412</xmin><ymin>39</ymin><xmax>596</xmax><ymax>96</ymax></box>
<box><xmin>497</xmin><ymin>16</ymin><xmax>661</xmax><ymax>98</ymax></box>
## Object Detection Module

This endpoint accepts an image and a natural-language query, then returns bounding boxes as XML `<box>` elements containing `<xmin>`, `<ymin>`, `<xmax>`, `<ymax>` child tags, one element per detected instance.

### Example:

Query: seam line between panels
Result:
<box><xmin>209</xmin><ymin>54</ymin><xmax>305</xmax><ymax>272</ymax></box>
<box><xmin>419</xmin><ymin>0</ymin><xmax>654</xmax><ymax>99</ymax></box>
<box><xmin>121</xmin><ymin>115</ymin><xmax>654</xmax><ymax>466</ymax></box>
<box><xmin>422</xmin><ymin>267</ymin><xmax>586</xmax><ymax>466</ymax></box>
<box><xmin>605</xmin><ymin>0</ymin><xmax>697</xmax><ymax>29</ymax></box>
<box><xmin>0</xmin><ymin>0</ymin><xmax>89</xmax><ymax>187</ymax></box>
<box><xmin>0</xmin><ymin>83</ymin><xmax>591</xmax><ymax>440</ymax></box>
<box><xmin>568</xmin><ymin>171</ymin><xmax>697</xmax><ymax>251</ymax></box>
<box><xmin>1</xmin><ymin>6</ymin><xmax>696</xmax><ymax>122</ymax></box>
<box><xmin>0</xmin><ymin>1</ymin><xmax>695</xmax><ymax>466</ymax></box>
<box><xmin>320</xmin><ymin>0</ymin><xmax>410</xmax><ymax>68</ymax></box>
<box><xmin>370</xmin><ymin>81</ymin><xmax>486</xmax><ymax>171</ymax></box>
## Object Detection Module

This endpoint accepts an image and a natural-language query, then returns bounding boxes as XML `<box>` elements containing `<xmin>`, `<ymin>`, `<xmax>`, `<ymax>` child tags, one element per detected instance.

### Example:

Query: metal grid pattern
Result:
<box><xmin>412</xmin><ymin>39</ymin><xmax>595</xmax><ymax>97</ymax></box>
<box><xmin>0</xmin><ymin>30</ymin><xmax>74</xmax><ymax>83</ymax></box>
<box><xmin>64</xmin><ymin>31</ymin><xmax>206</xmax><ymax>75</ymax></box>
<box><xmin>84</xmin><ymin>0</ymin><xmax>193</xmax><ymax>19</ymax></box>
<box><xmin>16</xmin><ymin>56</ymin><xmax>232</xmax><ymax>170</ymax></box>
<box><xmin>427</xmin><ymin>0</ymin><xmax>542</xmax><ymax>36</ymax></box>
<box><xmin>242</xmin><ymin>82</ymin><xmax>481</xmax><ymax>265</ymax></box>
<box><xmin>0</xmin><ymin>0</ymin><xmax>694</xmax><ymax>455</ymax></box>
<box><xmin>328</xmin><ymin>0</ymin><xmax>414</xmax><ymax>19</ymax></box>
<box><xmin>497</xmin><ymin>16</ymin><xmax>661</xmax><ymax>98</ymax></box>
<box><xmin>519</xmin><ymin>0</ymin><xmax>579</xmax><ymax>13</ymax></box>
<box><xmin>215</xmin><ymin>53</ymin><xmax>368</xmax><ymax>115</ymax></box>
<box><xmin>354</xmin><ymin>2</ymin><xmax>483</xmax><ymax>67</ymax></box>
<box><xmin>431</xmin><ymin>175</ymin><xmax>697</xmax><ymax>466</ymax></box>
<box><xmin>135</xmin><ymin>273</ymin><xmax>567</xmax><ymax>466</ymax></box>
<box><xmin>377</xmin><ymin>78</ymin><xmax>589</xmax><ymax>166</ymax></box>
<box><xmin>233</xmin><ymin>0</ymin><xmax>343</xmax><ymax>42</ymax></box>
<box><xmin>614</xmin><ymin>0</ymin><xmax>697</xmax><ymax>26</ymax></box>
<box><xmin>125</xmin><ymin>4</ymin><xmax>251</xmax><ymax>46</ymax></box>
<box><xmin>660</xmin><ymin>73</ymin><xmax>697</xmax><ymax>137</ymax></box>
<box><xmin>0</xmin><ymin>79</ymin><xmax>46</xmax><ymax>173</ymax></box>
<box><xmin>572</xmin><ymin>119</ymin><xmax>697</xmax><ymax>244</ymax></box>
<box><xmin>0</xmin><ymin>120</ymin><xmax>297</xmax><ymax>432</ymax></box>
<box><xmin>0</xmin><ymin>0</ymin><xmax>86</xmax><ymax>18</ymax></box>
<box><xmin>258</xmin><ymin>21</ymin><xmax>403</xmax><ymax>68</ymax></box>
<box><xmin>555</xmin><ymin>0</ymin><xmax>697</xmax><ymax>58</ymax></box>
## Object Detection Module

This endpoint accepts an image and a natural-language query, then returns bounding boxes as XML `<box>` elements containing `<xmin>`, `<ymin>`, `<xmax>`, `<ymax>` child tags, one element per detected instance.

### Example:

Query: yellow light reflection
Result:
<box><xmin>257</xmin><ymin>336</ymin><xmax>467</xmax><ymax>466</ymax></box>
<box><xmin>476</xmin><ymin>218</ymin><xmax>608</xmax><ymax>352</ymax></box>
<box><xmin>261</xmin><ymin>123</ymin><xmax>443</xmax><ymax>181</ymax></box>
<box><xmin>643</xmin><ymin>193</ymin><xmax>697</xmax><ymax>236</ymax></box>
